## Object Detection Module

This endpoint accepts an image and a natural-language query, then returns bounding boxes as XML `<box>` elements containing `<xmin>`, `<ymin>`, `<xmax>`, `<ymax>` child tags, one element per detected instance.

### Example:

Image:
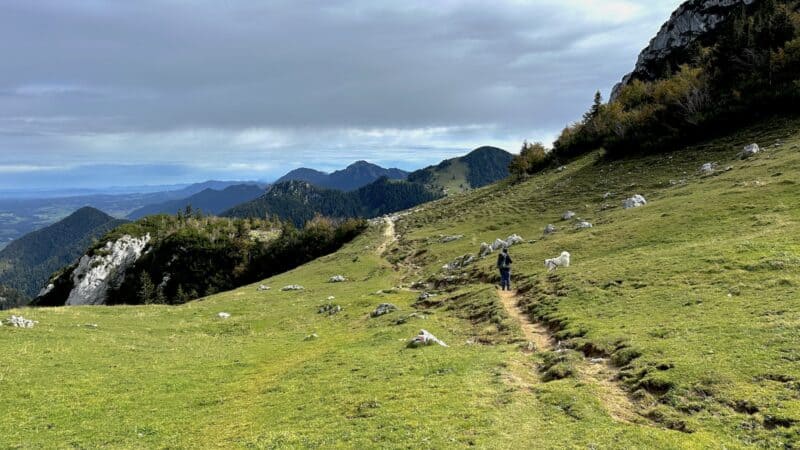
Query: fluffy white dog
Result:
<box><xmin>544</xmin><ymin>251</ymin><xmax>571</xmax><ymax>272</ymax></box>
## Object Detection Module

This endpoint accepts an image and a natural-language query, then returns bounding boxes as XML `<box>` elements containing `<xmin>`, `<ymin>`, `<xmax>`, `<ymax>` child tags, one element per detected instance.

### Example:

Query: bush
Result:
<box><xmin>509</xmin><ymin>142</ymin><xmax>553</xmax><ymax>180</ymax></box>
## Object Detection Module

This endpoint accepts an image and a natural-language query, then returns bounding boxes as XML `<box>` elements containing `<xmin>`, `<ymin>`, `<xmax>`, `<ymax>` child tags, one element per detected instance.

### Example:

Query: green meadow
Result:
<box><xmin>3</xmin><ymin>118</ymin><xmax>800</xmax><ymax>448</ymax></box>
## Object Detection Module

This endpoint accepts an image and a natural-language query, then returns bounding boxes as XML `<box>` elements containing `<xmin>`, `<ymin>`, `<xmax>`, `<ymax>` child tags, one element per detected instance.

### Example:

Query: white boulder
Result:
<box><xmin>281</xmin><ymin>285</ymin><xmax>304</xmax><ymax>291</ymax></box>
<box><xmin>328</xmin><ymin>275</ymin><xmax>347</xmax><ymax>283</ymax></box>
<box><xmin>741</xmin><ymin>143</ymin><xmax>760</xmax><ymax>159</ymax></box>
<box><xmin>699</xmin><ymin>162</ymin><xmax>716</xmax><ymax>175</ymax></box>
<box><xmin>544</xmin><ymin>224</ymin><xmax>557</xmax><ymax>235</ymax></box>
<box><xmin>562</xmin><ymin>211</ymin><xmax>576</xmax><ymax>220</ymax></box>
<box><xmin>407</xmin><ymin>329</ymin><xmax>448</xmax><ymax>348</ymax></box>
<box><xmin>217</xmin><ymin>312</ymin><xmax>231</xmax><ymax>319</ymax></box>
<box><xmin>257</xmin><ymin>284</ymin><xmax>270</xmax><ymax>291</ymax></box>
<box><xmin>6</xmin><ymin>315</ymin><xmax>38</xmax><ymax>328</ymax></box>
<box><xmin>623</xmin><ymin>195</ymin><xmax>647</xmax><ymax>209</ymax></box>
<box><xmin>576</xmin><ymin>221</ymin><xmax>593</xmax><ymax>229</ymax></box>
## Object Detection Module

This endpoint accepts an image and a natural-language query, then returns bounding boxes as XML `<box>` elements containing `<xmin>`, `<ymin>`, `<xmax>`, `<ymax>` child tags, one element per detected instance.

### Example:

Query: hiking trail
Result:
<box><xmin>376</xmin><ymin>217</ymin><xmax>396</xmax><ymax>255</ymax></box>
<box><xmin>496</xmin><ymin>288</ymin><xmax>641</xmax><ymax>424</ymax></box>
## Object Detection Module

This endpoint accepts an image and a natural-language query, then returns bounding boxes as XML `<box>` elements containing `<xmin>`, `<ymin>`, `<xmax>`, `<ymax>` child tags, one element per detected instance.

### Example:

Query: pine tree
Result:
<box><xmin>138</xmin><ymin>272</ymin><xmax>156</xmax><ymax>304</ymax></box>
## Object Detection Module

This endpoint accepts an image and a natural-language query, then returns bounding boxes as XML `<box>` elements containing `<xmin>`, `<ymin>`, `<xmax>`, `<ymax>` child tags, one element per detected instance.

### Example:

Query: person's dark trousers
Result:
<box><xmin>500</xmin><ymin>268</ymin><xmax>511</xmax><ymax>290</ymax></box>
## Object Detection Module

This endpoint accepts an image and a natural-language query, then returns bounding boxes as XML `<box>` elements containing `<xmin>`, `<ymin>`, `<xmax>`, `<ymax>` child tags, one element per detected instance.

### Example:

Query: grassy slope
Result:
<box><xmin>2</xmin><ymin>119</ymin><xmax>799</xmax><ymax>448</ymax></box>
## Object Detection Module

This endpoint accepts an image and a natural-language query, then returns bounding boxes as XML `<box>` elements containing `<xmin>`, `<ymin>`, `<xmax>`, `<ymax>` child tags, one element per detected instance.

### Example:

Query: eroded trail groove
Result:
<box><xmin>496</xmin><ymin>288</ymin><xmax>641</xmax><ymax>424</ymax></box>
<box><xmin>497</xmin><ymin>289</ymin><xmax>553</xmax><ymax>352</ymax></box>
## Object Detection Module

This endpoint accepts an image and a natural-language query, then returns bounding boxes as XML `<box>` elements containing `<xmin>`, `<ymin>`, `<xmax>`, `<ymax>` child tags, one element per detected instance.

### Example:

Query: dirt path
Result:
<box><xmin>496</xmin><ymin>288</ymin><xmax>640</xmax><ymax>424</ymax></box>
<box><xmin>376</xmin><ymin>217</ymin><xmax>396</xmax><ymax>255</ymax></box>
<box><xmin>497</xmin><ymin>289</ymin><xmax>553</xmax><ymax>352</ymax></box>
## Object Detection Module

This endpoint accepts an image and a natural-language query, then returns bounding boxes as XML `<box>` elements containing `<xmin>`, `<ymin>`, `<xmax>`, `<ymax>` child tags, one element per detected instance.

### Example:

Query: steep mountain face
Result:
<box><xmin>127</xmin><ymin>184</ymin><xmax>265</xmax><ymax>219</ymax></box>
<box><xmin>612</xmin><ymin>0</ymin><xmax>757</xmax><ymax>99</ymax></box>
<box><xmin>276</xmin><ymin>161</ymin><xmax>408</xmax><ymax>191</ymax></box>
<box><xmin>407</xmin><ymin>146</ymin><xmax>514</xmax><ymax>194</ymax></box>
<box><xmin>0</xmin><ymin>207</ymin><xmax>128</xmax><ymax>299</ymax></box>
<box><xmin>224</xmin><ymin>178</ymin><xmax>439</xmax><ymax>226</ymax></box>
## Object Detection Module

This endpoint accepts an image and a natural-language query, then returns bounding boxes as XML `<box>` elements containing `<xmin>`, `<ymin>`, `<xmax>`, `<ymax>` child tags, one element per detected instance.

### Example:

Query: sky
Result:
<box><xmin>0</xmin><ymin>0</ymin><xmax>683</xmax><ymax>190</ymax></box>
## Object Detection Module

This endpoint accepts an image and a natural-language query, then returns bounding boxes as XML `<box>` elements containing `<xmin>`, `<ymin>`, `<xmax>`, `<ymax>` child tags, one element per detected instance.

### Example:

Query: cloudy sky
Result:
<box><xmin>0</xmin><ymin>0</ymin><xmax>682</xmax><ymax>189</ymax></box>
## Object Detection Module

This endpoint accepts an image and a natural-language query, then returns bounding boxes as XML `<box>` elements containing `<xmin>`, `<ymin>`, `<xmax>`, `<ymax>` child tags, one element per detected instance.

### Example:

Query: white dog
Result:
<box><xmin>544</xmin><ymin>251</ymin><xmax>571</xmax><ymax>272</ymax></box>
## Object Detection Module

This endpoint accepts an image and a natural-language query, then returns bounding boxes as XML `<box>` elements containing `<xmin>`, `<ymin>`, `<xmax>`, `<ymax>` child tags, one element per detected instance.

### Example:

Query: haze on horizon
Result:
<box><xmin>0</xmin><ymin>0</ymin><xmax>682</xmax><ymax>190</ymax></box>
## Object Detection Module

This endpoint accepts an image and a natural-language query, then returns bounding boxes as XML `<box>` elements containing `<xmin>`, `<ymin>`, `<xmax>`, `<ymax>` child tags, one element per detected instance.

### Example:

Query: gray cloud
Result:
<box><xmin>0</xmin><ymin>0</ymin><xmax>682</xmax><ymax>188</ymax></box>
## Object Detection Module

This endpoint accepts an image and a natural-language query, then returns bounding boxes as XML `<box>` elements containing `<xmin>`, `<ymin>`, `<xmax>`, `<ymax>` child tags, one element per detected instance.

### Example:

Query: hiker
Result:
<box><xmin>497</xmin><ymin>248</ymin><xmax>513</xmax><ymax>291</ymax></box>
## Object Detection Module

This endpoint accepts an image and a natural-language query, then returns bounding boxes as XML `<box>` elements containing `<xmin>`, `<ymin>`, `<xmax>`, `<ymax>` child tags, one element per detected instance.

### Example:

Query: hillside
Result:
<box><xmin>0</xmin><ymin>285</ymin><xmax>27</xmax><ymax>310</ymax></box>
<box><xmin>224</xmin><ymin>177</ymin><xmax>440</xmax><ymax>226</ymax></box>
<box><xmin>277</xmin><ymin>160</ymin><xmax>409</xmax><ymax>191</ymax></box>
<box><xmin>0</xmin><ymin>207</ymin><xmax>127</xmax><ymax>300</ymax></box>
<box><xmin>407</xmin><ymin>146</ymin><xmax>514</xmax><ymax>194</ymax></box>
<box><xmin>127</xmin><ymin>184</ymin><xmax>265</xmax><ymax>219</ymax></box>
<box><xmin>4</xmin><ymin>119</ymin><xmax>799</xmax><ymax>447</ymax></box>
<box><xmin>34</xmin><ymin>214</ymin><xmax>365</xmax><ymax>307</ymax></box>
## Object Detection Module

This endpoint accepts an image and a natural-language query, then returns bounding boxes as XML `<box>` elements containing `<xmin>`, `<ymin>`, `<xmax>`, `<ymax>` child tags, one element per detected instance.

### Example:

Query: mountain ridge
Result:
<box><xmin>276</xmin><ymin>160</ymin><xmax>408</xmax><ymax>191</ymax></box>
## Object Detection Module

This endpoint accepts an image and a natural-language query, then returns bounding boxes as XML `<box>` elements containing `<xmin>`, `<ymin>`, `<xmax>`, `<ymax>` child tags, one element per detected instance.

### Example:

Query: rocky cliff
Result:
<box><xmin>611</xmin><ymin>0</ymin><xmax>757</xmax><ymax>100</ymax></box>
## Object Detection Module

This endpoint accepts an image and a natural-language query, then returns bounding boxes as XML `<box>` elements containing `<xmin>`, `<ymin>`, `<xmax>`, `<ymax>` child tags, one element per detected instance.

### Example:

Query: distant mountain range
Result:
<box><xmin>407</xmin><ymin>146</ymin><xmax>514</xmax><ymax>194</ymax></box>
<box><xmin>128</xmin><ymin>184</ymin><xmax>265</xmax><ymax>219</ymax></box>
<box><xmin>277</xmin><ymin>161</ymin><xmax>408</xmax><ymax>191</ymax></box>
<box><xmin>0</xmin><ymin>207</ymin><xmax>128</xmax><ymax>302</ymax></box>
<box><xmin>224</xmin><ymin>177</ymin><xmax>440</xmax><ymax>226</ymax></box>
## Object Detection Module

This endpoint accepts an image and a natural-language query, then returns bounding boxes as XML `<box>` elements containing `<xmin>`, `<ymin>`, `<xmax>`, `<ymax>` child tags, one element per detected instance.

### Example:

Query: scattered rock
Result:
<box><xmin>575</xmin><ymin>221</ymin><xmax>593</xmax><ymax>229</ymax></box>
<box><xmin>4</xmin><ymin>315</ymin><xmax>38</xmax><ymax>328</ymax></box>
<box><xmin>257</xmin><ymin>284</ymin><xmax>270</xmax><ymax>291</ymax></box>
<box><xmin>443</xmin><ymin>254</ymin><xmax>475</xmax><ymax>271</ymax></box>
<box><xmin>304</xmin><ymin>333</ymin><xmax>319</xmax><ymax>341</ymax></box>
<box><xmin>217</xmin><ymin>312</ymin><xmax>231</xmax><ymax>319</ymax></box>
<box><xmin>544</xmin><ymin>224</ymin><xmax>557</xmax><ymax>235</ymax></box>
<box><xmin>281</xmin><ymin>285</ymin><xmax>304</xmax><ymax>291</ymax></box>
<box><xmin>562</xmin><ymin>211</ymin><xmax>576</xmax><ymax>220</ymax></box>
<box><xmin>394</xmin><ymin>312</ymin><xmax>426</xmax><ymax>325</ymax></box>
<box><xmin>741</xmin><ymin>143</ymin><xmax>760</xmax><ymax>159</ymax></box>
<box><xmin>327</xmin><ymin>296</ymin><xmax>336</xmax><ymax>301</ymax></box>
<box><xmin>318</xmin><ymin>303</ymin><xmax>342</xmax><ymax>316</ymax></box>
<box><xmin>623</xmin><ymin>195</ymin><xmax>647</xmax><ymax>209</ymax></box>
<box><xmin>557</xmin><ymin>166</ymin><xmax>567</xmax><ymax>172</ymax></box>
<box><xmin>328</xmin><ymin>275</ymin><xmax>347</xmax><ymax>283</ymax></box>
<box><xmin>479</xmin><ymin>234</ymin><xmax>524</xmax><ymax>257</ymax></box>
<box><xmin>440</xmin><ymin>235</ymin><xmax>464</xmax><ymax>243</ymax></box>
<box><xmin>699</xmin><ymin>162</ymin><xmax>716</xmax><ymax>175</ymax></box>
<box><xmin>506</xmin><ymin>234</ymin><xmax>524</xmax><ymax>246</ymax></box>
<box><xmin>371</xmin><ymin>303</ymin><xmax>398</xmax><ymax>317</ymax></box>
<box><xmin>603</xmin><ymin>192</ymin><xmax>613</xmax><ymax>200</ymax></box>
<box><xmin>407</xmin><ymin>329</ymin><xmax>448</xmax><ymax>348</ymax></box>
<box><xmin>418</xmin><ymin>292</ymin><xmax>435</xmax><ymax>301</ymax></box>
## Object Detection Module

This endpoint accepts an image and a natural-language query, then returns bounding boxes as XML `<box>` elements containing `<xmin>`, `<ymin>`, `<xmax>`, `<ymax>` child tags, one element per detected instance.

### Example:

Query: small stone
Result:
<box><xmin>699</xmin><ymin>163</ymin><xmax>716</xmax><ymax>175</ymax></box>
<box><xmin>257</xmin><ymin>284</ymin><xmax>270</xmax><ymax>291</ymax></box>
<box><xmin>217</xmin><ymin>312</ymin><xmax>231</xmax><ymax>319</ymax></box>
<box><xmin>741</xmin><ymin>143</ymin><xmax>760</xmax><ymax>159</ymax></box>
<box><xmin>576</xmin><ymin>221</ymin><xmax>593</xmax><ymax>229</ymax></box>
<box><xmin>562</xmin><ymin>211</ymin><xmax>576</xmax><ymax>221</ymax></box>
<box><xmin>304</xmin><ymin>333</ymin><xmax>319</xmax><ymax>341</ymax></box>
<box><xmin>440</xmin><ymin>235</ymin><xmax>463</xmax><ymax>243</ymax></box>
<box><xmin>371</xmin><ymin>303</ymin><xmax>398</xmax><ymax>318</ymax></box>
<box><xmin>281</xmin><ymin>285</ymin><xmax>304</xmax><ymax>291</ymax></box>
<box><xmin>544</xmin><ymin>224</ymin><xmax>557</xmax><ymax>235</ymax></box>
<box><xmin>328</xmin><ymin>275</ymin><xmax>346</xmax><ymax>283</ymax></box>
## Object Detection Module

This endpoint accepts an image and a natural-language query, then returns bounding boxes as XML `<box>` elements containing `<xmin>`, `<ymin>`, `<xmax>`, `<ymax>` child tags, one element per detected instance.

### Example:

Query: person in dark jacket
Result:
<box><xmin>497</xmin><ymin>248</ymin><xmax>513</xmax><ymax>291</ymax></box>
